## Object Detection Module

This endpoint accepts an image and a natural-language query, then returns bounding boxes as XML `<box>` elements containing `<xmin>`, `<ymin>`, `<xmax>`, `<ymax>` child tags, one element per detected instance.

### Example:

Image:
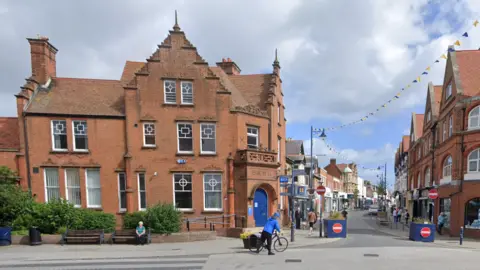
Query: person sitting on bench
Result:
<box><xmin>136</xmin><ymin>221</ymin><xmax>146</xmax><ymax>245</ymax></box>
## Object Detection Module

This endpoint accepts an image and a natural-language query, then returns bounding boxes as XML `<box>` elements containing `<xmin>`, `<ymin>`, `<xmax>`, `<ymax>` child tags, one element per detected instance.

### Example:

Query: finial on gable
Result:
<box><xmin>273</xmin><ymin>48</ymin><xmax>280</xmax><ymax>70</ymax></box>
<box><xmin>173</xmin><ymin>10</ymin><xmax>181</xmax><ymax>32</ymax></box>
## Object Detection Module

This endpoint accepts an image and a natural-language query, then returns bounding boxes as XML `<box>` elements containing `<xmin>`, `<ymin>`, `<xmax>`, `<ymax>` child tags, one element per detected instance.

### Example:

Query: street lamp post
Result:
<box><xmin>310</xmin><ymin>126</ymin><xmax>326</xmax><ymax>237</ymax></box>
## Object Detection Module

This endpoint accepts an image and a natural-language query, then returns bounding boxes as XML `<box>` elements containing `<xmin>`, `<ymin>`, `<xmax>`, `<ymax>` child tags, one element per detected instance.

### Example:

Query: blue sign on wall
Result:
<box><xmin>279</xmin><ymin>176</ymin><xmax>289</xmax><ymax>183</ymax></box>
<box><xmin>248</xmin><ymin>206</ymin><xmax>253</xmax><ymax>216</ymax></box>
<box><xmin>177</xmin><ymin>159</ymin><xmax>186</xmax><ymax>164</ymax></box>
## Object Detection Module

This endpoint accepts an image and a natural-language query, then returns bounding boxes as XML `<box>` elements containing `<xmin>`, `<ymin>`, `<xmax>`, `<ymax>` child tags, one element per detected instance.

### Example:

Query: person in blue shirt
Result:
<box><xmin>257</xmin><ymin>212</ymin><xmax>281</xmax><ymax>255</ymax></box>
<box><xmin>136</xmin><ymin>221</ymin><xmax>146</xmax><ymax>245</ymax></box>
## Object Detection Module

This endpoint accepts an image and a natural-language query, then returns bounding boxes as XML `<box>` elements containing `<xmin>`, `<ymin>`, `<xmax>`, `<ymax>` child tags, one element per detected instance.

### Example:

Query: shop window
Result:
<box><xmin>439</xmin><ymin>198</ymin><xmax>451</xmax><ymax>228</ymax></box>
<box><xmin>465</xmin><ymin>198</ymin><xmax>480</xmax><ymax>229</ymax></box>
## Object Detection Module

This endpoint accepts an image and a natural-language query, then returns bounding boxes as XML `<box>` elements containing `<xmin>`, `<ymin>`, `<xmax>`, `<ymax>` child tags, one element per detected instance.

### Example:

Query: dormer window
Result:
<box><xmin>445</xmin><ymin>82</ymin><xmax>452</xmax><ymax>99</ymax></box>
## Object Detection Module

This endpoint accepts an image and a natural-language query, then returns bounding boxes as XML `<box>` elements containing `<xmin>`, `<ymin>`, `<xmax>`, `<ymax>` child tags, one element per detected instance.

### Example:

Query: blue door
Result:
<box><xmin>254</xmin><ymin>189</ymin><xmax>268</xmax><ymax>227</ymax></box>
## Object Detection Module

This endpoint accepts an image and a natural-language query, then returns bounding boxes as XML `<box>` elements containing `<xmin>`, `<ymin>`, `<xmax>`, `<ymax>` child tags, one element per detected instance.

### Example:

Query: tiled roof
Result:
<box><xmin>27</xmin><ymin>78</ymin><xmax>125</xmax><ymax>117</ymax></box>
<box><xmin>455</xmin><ymin>50</ymin><xmax>480</xmax><ymax>96</ymax></box>
<box><xmin>210</xmin><ymin>67</ymin><xmax>248</xmax><ymax>107</ymax></box>
<box><xmin>432</xmin><ymin>85</ymin><xmax>442</xmax><ymax>116</ymax></box>
<box><xmin>286</xmin><ymin>140</ymin><xmax>303</xmax><ymax>155</ymax></box>
<box><xmin>121</xmin><ymin>61</ymin><xmax>145</xmax><ymax>85</ymax></box>
<box><xmin>0</xmin><ymin>117</ymin><xmax>19</xmax><ymax>150</ymax></box>
<box><xmin>287</xmin><ymin>155</ymin><xmax>304</xmax><ymax>162</ymax></box>
<box><xmin>415</xmin><ymin>114</ymin><xmax>424</xmax><ymax>138</ymax></box>
<box><xmin>402</xmin><ymin>135</ymin><xmax>410</xmax><ymax>152</ymax></box>
<box><xmin>227</xmin><ymin>74</ymin><xmax>271</xmax><ymax>109</ymax></box>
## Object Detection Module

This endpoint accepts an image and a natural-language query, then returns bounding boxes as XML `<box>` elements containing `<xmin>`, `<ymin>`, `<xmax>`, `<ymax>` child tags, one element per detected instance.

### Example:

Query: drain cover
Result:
<box><xmin>285</xmin><ymin>259</ymin><xmax>302</xmax><ymax>263</ymax></box>
<box><xmin>364</xmin><ymin>254</ymin><xmax>379</xmax><ymax>257</ymax></box>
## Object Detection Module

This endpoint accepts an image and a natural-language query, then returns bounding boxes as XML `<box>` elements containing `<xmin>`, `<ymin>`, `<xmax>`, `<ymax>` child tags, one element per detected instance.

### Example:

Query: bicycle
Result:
<box><xmin>249</xmin><ymin>231</ymin><xmax>289</xmax><ymax>253</ymax></box>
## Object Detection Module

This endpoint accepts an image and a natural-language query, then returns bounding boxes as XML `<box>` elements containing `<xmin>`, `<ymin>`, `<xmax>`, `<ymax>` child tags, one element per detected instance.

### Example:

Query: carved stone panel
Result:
<box><xmin>246</xmin><ymin>167</ymin><xmax>277</xmax><ymax>181</ymax></box>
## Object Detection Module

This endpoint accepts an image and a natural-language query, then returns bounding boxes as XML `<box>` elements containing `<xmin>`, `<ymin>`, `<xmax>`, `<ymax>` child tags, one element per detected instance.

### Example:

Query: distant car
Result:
<box><xmin>368</xmin><ymin>205</ymin><xmax>379</xmax><ymax>215</ymax></box>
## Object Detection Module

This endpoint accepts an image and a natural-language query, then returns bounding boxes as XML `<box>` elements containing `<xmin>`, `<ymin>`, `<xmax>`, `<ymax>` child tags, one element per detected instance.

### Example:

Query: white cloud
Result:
<box><xmin>0</xmin><ymin>0</ymin><xmax>479</xmax><ymax>128</ymax></box>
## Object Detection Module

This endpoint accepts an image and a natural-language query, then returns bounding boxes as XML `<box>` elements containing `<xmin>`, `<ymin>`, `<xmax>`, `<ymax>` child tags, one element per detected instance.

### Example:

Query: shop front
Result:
<box><xmin>324</xmin><ymin>187</ymin><xmax>333</xmax><ymax>215</ymax></box>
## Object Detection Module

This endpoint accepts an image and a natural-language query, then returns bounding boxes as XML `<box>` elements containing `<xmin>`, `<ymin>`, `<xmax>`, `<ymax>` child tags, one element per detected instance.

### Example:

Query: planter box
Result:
<box><xmin>409</xmin><ymin>223</ymin><xmax>435</xmax><ymax>242</ymax></box>
<box><xmin>323</xmin><ymin>219</ymin><xmax>347</xmax><ymax>238</ymax></box>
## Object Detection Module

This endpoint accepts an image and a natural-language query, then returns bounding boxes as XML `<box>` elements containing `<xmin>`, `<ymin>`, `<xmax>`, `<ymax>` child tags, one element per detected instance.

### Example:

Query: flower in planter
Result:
<box><xmin>240</xmin><ymin>231</ymin><xmax>253</xmax><ymax>239</ymax></box>
<box><xmin>413</xmin><ymin>217</ymin><xmax>432</xmax><ymax>224</ymax></box>
<box><xmin>327</xmin><ymin>212</ymin><xmax>345</xmax><ymax>220</ymax></box>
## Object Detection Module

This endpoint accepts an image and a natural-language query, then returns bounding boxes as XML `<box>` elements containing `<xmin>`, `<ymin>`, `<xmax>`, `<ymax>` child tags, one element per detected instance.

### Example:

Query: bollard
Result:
<box><xmin>222</xmin><ymin>215</ymin><xmax>225</xmax><ymax>228</ymax></box>
<box><xmin>204</xmin><ymin>217</ymin><xmax>207</xmax><ymax>228</ymax></box>
<box><xmin>460</xmin><ymin>226</ymin><xmax>464</xmax><ymax>245</ymax></box>
<box><xmin>186</xmin><ymin>220</ymin><xmax>190</xmax><ymax>232</ymax></box>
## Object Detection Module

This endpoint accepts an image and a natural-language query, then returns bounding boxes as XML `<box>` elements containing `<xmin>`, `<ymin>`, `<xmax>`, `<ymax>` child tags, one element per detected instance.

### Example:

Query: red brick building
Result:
<box><xmin>406</xmin><ymin>47</ymin><xmax>480</xmax><ymax>237</ymax></box>
<box><xmin>0</xmin><ymin>18</ymin><xmax>287</xmax><ymax>228</ymax></box>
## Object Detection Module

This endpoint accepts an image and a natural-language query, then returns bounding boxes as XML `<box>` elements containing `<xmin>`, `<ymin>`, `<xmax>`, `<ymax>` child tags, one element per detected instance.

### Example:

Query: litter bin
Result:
<box><xmin>29</xmin><ymin>227</ymin><xmax>42</xmax><ymax>246</ymax></box>
<box><xmin>0</xmin><ymin>227</ymin><xmax>12</xmax><ymax>246</ymax></box>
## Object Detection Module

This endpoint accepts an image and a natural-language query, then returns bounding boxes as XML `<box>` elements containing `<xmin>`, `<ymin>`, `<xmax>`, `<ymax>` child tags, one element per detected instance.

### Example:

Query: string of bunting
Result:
<box><xmin>319</xmin><ymin>19</ymin><xmax>480</xmax><ymax>132</ymax></box>
<box><xmin>318</xmin><ymin>137</ymin><xmax>381</xmax><ymax>172</ymax></box>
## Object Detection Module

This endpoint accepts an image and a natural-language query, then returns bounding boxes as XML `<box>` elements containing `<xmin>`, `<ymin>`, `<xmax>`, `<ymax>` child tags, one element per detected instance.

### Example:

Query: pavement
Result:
<box><xmin>1</xmin><ymin>211</ymin><xmax>479</xmax><ymax>269</ymax></box>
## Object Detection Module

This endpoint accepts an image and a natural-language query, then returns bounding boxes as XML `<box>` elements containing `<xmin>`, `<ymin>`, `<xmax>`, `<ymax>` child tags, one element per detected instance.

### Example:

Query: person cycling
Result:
<box><xmin>256</xmin><ymin>212</ymin><xmax>281</xmax><ymax>255</ymax></box>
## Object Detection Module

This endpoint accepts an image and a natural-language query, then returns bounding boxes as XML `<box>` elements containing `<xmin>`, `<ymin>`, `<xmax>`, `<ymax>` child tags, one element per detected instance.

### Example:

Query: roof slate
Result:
<box><xmin>455</xmin><ymin>50</ymin><xmax>480</xmax><ymax>96</ymax></box>
<box><xmin>286</xmin><ymin>140</ymin><xmax>304</xmax><ymax>155</ymax></box>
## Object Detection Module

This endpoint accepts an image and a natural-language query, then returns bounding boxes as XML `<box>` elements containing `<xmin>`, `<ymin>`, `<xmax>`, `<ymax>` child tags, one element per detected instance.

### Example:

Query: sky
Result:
<box><xmin>1</xmin><ymin>0</ymin><xmax>480</xmax><ymax>188</ymax></box>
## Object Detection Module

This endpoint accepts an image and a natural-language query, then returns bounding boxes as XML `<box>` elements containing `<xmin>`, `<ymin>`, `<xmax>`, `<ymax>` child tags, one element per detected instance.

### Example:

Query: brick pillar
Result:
<box><xmin>227</xmin><ymin>154</ymin><xmax>235</xmax><ymax>227</ymax></box>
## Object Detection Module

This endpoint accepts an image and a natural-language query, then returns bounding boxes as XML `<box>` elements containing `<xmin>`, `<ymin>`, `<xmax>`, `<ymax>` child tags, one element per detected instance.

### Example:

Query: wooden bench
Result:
<box><xmin>111</xmin><ymin>228</ymin><xmax>152</xmax><ymax>244</ymax></box>
<box><xmin>61</xmin><ymin>229</ymin><xmax>105</xmax><ymax>245</ymax></box>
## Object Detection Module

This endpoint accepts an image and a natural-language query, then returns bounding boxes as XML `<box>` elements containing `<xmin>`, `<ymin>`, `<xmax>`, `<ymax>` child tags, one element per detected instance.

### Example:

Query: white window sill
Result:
<box><xmin>139</xmin><ymin>208</ymin><xmax>146</xmax><ymax>211</ymax></box>
<box><xmin>178</xmin><ymin>208</ymin><xmax>194</xmax><ymax>212</ymax></box>
<box><xmin>440</xmin><ymin>177</ymin><xmax>452</xmax><ymax>185</ymax></box>
<box><xmin>143</xmin><ymin>145</ymin><xmax>156</xmax><ymax>148</ymax></box>
<box><xmin>87</xmin><ymin>206</ymin><xmax>102</xmax><ymax>209</ymax></box>
<box><xmin>203</xmin><ymin>209</ymin><xmax>223</xmax><ymax>212</ymax></box>
<box><xmin>73</xmin><ymin>149</ymin><xmax>89</xmax><ymax>152</ymax></box>
<box><xmin>73</xmin><ymin>205</ymin><xmax>82</xmax><ymax>208</ymax></box>
<box><xmin>467</xmin><ymin>127</ymin><xmax>480</xmax><ymax>131</ymax></box>
<box><xmin>464</xmin><ymin>173</ymin><xmax>480</xmax><ymax>181</ymax></box>
<box><xmin>52</xmin><ymin>149</ymin><xmax>68</xmax><ymax>152</ymax></box>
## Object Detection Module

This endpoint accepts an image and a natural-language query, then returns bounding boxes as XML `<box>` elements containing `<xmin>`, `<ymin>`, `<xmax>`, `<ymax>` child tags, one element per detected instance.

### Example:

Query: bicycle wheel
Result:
<box><xmin>249</xmin><ymin>237</ymin><xmax>264</xmax><ymax>252</ymax></box>
<box><xmin>273</xmin><ymin>237</ymin><xmax>289</xmax><ymax>252</ymax></box>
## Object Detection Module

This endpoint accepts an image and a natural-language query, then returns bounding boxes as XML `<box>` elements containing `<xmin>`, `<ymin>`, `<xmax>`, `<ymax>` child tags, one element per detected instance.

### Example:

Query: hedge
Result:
<box><xmin>123</xmin><ymin>203</ymin><xmax>182</xmax><ymax>234</ymax></box>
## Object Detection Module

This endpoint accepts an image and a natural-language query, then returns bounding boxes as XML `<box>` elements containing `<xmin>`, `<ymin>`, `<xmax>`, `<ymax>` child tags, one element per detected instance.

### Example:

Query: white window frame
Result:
<box><xmin>85</xmin><ymin>168</ymin><xmax>102</xmax><ymax>208</ymax></box>
<box><xmin>143</xmin><ymin>123</ymin><xmax>156</xmax><ymax>147</ymax></box>
<box><xmin>203</xmin><ymin>173</ymin><xmax>223</xmax><ymax>211</ymax></box>
<box><xmin>164</xmin><ymin>80</ymin><xmax>177</xmax><ymax>104</ymax></box>
<box><xmin>180</xmin><ymin>81</ymin><xmax>194</xmax><ymax>105</ymax></box>
<box><xmin>51</xmin><ymin>120</ymin><xmax>68</xmax><ymax>151</ymax></box>
<box><xmin>118</xmin><ymin>172</ymin><xmax>127</xmax><ymax>212</ymax></box>
<box><xmin>200</xmin><ymin>123</ymin><xmax>216</xmax><ymax>154</ymax></box>
<box><xmin>72</xmin><ymin>120</ymin><xmax>88</xmax><ymax>152</ymax></box>
<box><xmin>468</xmin><ymin>106</ymin><xmax>480</xmax><ymax>130</ymax></box>
<box><xmin>247</xmin><ymin>126</ymin><xmax>259</xmax><ymax>149</ymax></box>
<box><xmin>173</xmin><ymin>173</ymin><xmax>193</xmax><ymax>211</ymax></box>
<box><xmin>443</xmin><ymin>156</ymin><xmax>452</xmax><ymax>177</ymax></box>
<box><xmin>65</xmin><ymin>168</ymin><xmax>81</xmax><ymax>207</ymax></box>
<box><xmin>468</xmin><ymin>149</ymin><xmax>480</xmax><ymax>173</ymax></box>
<box><xmin>177</xmin><ymin>122</ymin><xmax>193</xmax><ymax>154</ymax></box>
<box><xmin>137</xmin><ymin>173</ymin><xmax>147</xmax><ymax>211</ymax></box>
<box><xmin>44</xmin><ymin>168</ymin><xmax>60</xmax><ymax>202</ymax></box>
<box><xmin>277</xmin><ymin>137</ymin><xmax>281</xmax><ymax>163</ymax></box>
<box><xmin>446</xmin><ymin>82</ymin><xmax>452</xmax><ymax>99</ymax></box>
<box><xmin>448</xmin><ymin>115</ymin><xmax>453</xmax><ymax>137</ymax></box>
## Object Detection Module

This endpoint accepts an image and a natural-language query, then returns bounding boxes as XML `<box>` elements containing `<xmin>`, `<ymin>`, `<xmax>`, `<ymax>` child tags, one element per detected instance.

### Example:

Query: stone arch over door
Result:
<box><xmin>249</xmin><ymin>183</ymin><xmax>278</xmax><ymax>227</ymax></box>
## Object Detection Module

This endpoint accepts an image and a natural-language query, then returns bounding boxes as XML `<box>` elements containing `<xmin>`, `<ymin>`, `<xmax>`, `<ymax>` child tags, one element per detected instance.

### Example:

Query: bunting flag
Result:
<box><xmin>319</xmin><ymin>137</ymin><xmax>381</xmax><ymax>172</ymax></box>
<box><xmin>320</xmin><ymin>19</ymin><xmax>479</xmax><ymax>132</ymax></box>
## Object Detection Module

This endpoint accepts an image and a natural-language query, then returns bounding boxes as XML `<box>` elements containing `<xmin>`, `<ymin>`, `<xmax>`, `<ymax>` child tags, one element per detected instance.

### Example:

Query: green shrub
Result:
<box><xmin>328</xmin><ymin>211</ymin><xmax>345</xmax><ymax>220</ymax></box>
<box><xmin>123</xmin><ymin>203</ymin><xmax>182</xmax><ymax>234</ymax></box>
<box><xmin>0</xmin><ymin>182</ymin><xmax>34</xmax><ymax>227</ymax></box>
<box><xmin>72</xmin><ymin>209</ymin><xmax>116</xmax><ymax>232</ymax></box>
<box><xmin>123</xmin><ymin>211</ymin><xmax>148</xmax><ymax>229</ymax></box>
<box><xmin>11</xmin><ymin>230</ymin><xmax>29</xmax><ymax>236</ymax></box>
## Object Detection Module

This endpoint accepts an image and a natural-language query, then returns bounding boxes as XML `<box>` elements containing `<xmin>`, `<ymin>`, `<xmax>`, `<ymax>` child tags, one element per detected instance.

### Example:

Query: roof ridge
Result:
<box><xmin>55</xmin><ymin>77</ymin><xmax>120</xmax><ymax>82</ymax></box>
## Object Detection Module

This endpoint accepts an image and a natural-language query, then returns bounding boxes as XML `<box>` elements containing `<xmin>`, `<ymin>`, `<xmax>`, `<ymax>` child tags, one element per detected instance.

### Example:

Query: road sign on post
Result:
<box><xmin>420</xmin><ymin>227</ymin><xmax>431</xmax><ymax>238</ymax></box>
<box><xmin>316</xmin><ymin>185</ymin><xmax>326</xmax><ymax>195</ymax></box>
<box><xmin>279</xmin><ymin>176</ymin><xmax>289</xmax><ymax>183</ymax></box>
<box><xmin>428</xmin><ymin>189</ymin><xmax>438</xmax><ymax>200</ymax></box>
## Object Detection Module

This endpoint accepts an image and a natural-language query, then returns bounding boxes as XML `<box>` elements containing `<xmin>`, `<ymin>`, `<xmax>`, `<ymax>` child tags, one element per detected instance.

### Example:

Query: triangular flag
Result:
<box><xmin>426</xmin><ymin>66</ymin><xmax>431</xmax><ymax>71</ymax></box>
<box><xmin>422</xmin><ymin>71</ymin><xmax>428</xmax><ymax>75</ymax></box>
<box><xmin>463</xmin><ymin>32</ymin><xmax>469</xmax><ymax>37</ymax></box>
<box><xmin>474</xmin><ymin>20</ymin><xmax>479</xmax><ymax>27</ymax></box>
<box><xmin>441</xmin><ymin>54</ymin><xmax>447</xmax><ymax>59</ymax></box>
<box><xmin>454</xmin><ymin>40</ymin><xmax>461</xmax><ymax>46</ymax></box>
<box><xmin>435</xmin><ymin>60</ymin><xmax>440</xmax><ymax>63</ymax></box>
<box><xmin>448</xmin><ymin>47</ymin><xmax>455</xmax><ymax>52</ymax></box>
<box><xmin>413</xmin><ymin>79</ymin><xmax>418</xmax><ymax>83</ymax></box>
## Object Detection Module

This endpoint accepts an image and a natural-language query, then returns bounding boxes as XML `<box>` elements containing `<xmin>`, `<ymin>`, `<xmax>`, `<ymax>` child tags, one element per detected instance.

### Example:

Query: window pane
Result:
<box><xmin>465</xmin><ymin>198</ymin><xmax>480</xmax><ymax>227</ymax></box>
<box><xmin>140</xmin><ymin>192</ymin><xmax>147</xmax><ymax>209</ymax></box>
<box><xmin>52</xmin><ymin>120</ymin><xmax>67</xmax><ymax>150</ymax></box>
<box><xmin>138</xmin><ymin>174</ymin><xmax>145</xmax><ymax>190</ymax></box>
<box><xmin>164</xmin><ymin>80</ymin><xmax>176</xmax><ymax>103</ymax></box>
<box><xmin>174</xmin><ymin>192</ymin><xmax>192</xmax><ymax>209</ymax></box>
<box><xmin>138</xmin><ymin>173</ymin><xmax>146</xmax><ymax>209</ymax></box>
<box><xmin>181</xmin><ymin>82</ymin><xmax>193</xmax><ymax>104</ymax></box>
<box><xmin>73</xmin><ymin>121</ymin><xmax>88</xmax><ymax>150</ymax></box>
<box><xmin>469</xmin><ymin>150</ymin><xmax>479</xmax><ymax>160</ymax></box>
<box><xmin>144</xmin><ymin>124</ymin><xmax>156</xmax><ymax>146</ymax></box>
<box><xmin>66</xmin><ymin>168</ymin><xmax>81</xmax><ymax>206</ymax></box>
<box><xmin>201</xmin><ymin>124</ymin><xmax>216</xmax><ymax>153</ymax></box>
<box><xmin>45</xmin><ymin>168</ymin><xmax>60</xmax><ymax>201</ymax></box>
<box><xmin>118</xmin><ymin>173</ymin><xmax>126</xmax><ymax>210</ymax></box>
<box><xmin>86</xmin><ymin>169</ymin><xmax>101</xmax><ymax>207</ymax></box>
<box><xmin>120</xmin><ymin>192</ymin><xmax>127</xmax><ymax>209</ymax></box>
<box><xmin>178</xmin><ymin>124</ymin><xmax>193</xmax><ymax>152</ymax></box>
<box><xmin>174</xmin><ymin>174</ymin><xmax>192</xmax><ymax>209</ymax></box>
<box><xmin>469</xmin><ymin>161</ymin><xmax>478</xmax><ymax>172</ymax></box>
<box><xmin>205</xmin><ymin>192</ymin><xmax>221</xmax><ymax>209</ymax></box>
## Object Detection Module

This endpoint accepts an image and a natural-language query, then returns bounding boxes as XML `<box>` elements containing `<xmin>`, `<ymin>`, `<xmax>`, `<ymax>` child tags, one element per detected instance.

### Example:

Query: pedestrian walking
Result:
<box><xmin>437</xmin><ymin>212</ymin><xmax>446</xmax><ymax>235</ymax></box>
<box><xmin>404</xmin><ymin>210</ymin><xmax>410</xmax><ymax>226</ymax></box>
<box><xmin>393</xmin><ymin>208</ymin><xmax>398</xmax><ymax>223</ymax></box>
<box><xmin>307</xmin><ymin>210</ymin><xmax>316</xmax><ymax>236</ymax></box>
<box><xmin>397</xmin><ymin>208</ymin><xmax>402</xmax><ymax>223</ymax></box>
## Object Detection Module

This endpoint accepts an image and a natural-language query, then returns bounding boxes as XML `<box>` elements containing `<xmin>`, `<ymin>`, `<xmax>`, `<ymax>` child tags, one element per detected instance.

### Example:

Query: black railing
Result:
<box><xmin>183</xmin><ymin>214</ymin><xmax>246</xmax><ymax>232</ymax></box>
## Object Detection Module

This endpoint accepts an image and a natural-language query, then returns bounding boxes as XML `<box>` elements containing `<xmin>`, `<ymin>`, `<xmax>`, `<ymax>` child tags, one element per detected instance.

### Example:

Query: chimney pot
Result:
<box><xmin>216</xmin><ymin>58</ymin><xmax>241</xmax><ymax>75</ymax></box>
<box><xmin>227</xmin><ymin>58</ymin><xmax>231</xmax><ymax>62</ymax></box>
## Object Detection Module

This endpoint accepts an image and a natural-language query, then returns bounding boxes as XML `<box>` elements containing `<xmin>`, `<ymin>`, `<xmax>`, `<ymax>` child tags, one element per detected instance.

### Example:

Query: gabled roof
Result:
<box><xmin>227</xmin><ymin>74</ymin><xmax>271</xmax><ymax>109</ymax></box>
<box><xmin>27</xmin><ymin>78</ymin><xmax>125</xmax><ymax>117</ymax></box>
<box><xmin>415</xmin><ymin>114</ymin><xmax>424</xmax><ymax>138</ymax></box>
<box><xmin>454</xmin><ymin>50</ymin><xmax>480</xmax><ymax>97</ymax></box>
<box><xmin>0</xmin><ymin>117</ymin><xmax>19</xmax><ymax>150</ymax></box>
<box><xmin>121</xmin><ymin>61</ymin><xmax>145</xmax><ymax>84</ymax></box>
<box><xmin>286</xmin><ymin>140</ymin><xmax>304</xmax><ymax>156</ymax></box>
<box><xmin>402</xmin><ymin>135</ymin><xmax>410</xmax><ymax>152</ymax></box>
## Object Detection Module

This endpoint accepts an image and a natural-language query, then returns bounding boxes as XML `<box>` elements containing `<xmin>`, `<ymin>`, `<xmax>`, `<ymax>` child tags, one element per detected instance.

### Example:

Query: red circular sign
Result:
<box><xmin>332</xmin><ymin>223</ymin><xmax>343</xmax><ymax>234</ymax></box>
<box><xmin>428</xmin><ymin>189</ymin><xmax>438</xmax><ymax>200</ymax></box>
<box><xmin>420</xmin><ymin>227</ymin><xmax>431</xmax><ymax>238</ymax></box>
<box><xmin>316</xmin><ymin>185</ymin><xmax>326</xmax><ymax>195</ymax></box>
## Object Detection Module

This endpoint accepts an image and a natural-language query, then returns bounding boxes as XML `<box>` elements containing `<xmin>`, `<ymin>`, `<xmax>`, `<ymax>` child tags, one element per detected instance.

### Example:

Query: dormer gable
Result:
<box><xmin>423</xmin><ymin>82</ymin><xmax>442</xmax><ymax>131</ymax></box>
<box><xmin>439</xmin><ymin>46</ymin><xmax>461</xmax><ymax>111</ymax></box>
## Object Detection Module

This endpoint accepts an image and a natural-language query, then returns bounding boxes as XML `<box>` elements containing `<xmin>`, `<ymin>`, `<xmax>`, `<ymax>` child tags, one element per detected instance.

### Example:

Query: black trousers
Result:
<box><xmin>259</xmin><ymin>231</ymin><xmax>272</xmax><ymax>252</ymax></box>
<box><xmin>438</xmin><ymin>223</ymin><xmax>444</xmax><ymax>235</ymax></box>
<box><xmin>136</xmin><ymin>234</ymin><xmax>146</xmax><ymax>245</ymax></box>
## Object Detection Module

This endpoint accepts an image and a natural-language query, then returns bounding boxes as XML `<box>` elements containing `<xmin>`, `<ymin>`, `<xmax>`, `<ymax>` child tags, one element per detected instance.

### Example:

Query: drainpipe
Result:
<box><xmin>227</xmin><ymin>153</ymin><xmax>235</xmax><ymax>227</ymax></box>
<box><xmin>22</xmin><ymin>114</ymin><xmax>32</xmax><ymax>193</ymax></box>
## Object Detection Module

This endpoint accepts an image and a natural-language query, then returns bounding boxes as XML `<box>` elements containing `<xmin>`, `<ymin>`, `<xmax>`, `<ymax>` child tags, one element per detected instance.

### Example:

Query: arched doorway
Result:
<box><xmin>254</xmin><ymin>188</ymin><xmax>268</xmax><ymax>227</ymax></box>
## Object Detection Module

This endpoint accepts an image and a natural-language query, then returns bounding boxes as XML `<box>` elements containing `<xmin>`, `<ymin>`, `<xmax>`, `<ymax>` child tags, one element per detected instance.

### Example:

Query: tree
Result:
<box><xmin>0</xmin><ymin>166</ymin><xmax>18</xmax><ymax>185</ymax></box>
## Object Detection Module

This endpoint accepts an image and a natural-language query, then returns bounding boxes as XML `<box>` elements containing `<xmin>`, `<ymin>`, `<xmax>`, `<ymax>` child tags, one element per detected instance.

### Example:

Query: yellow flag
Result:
<box><xmin>454</xmin><ymin>40</ymin><xmax>461</xmax><ymax>46</ymax></box>
<box><xmin>426</xmin><ymin>66</ymin><xmax>430</xmax><ymax>71</ymax></box>
<box><xmin>474</xmin><ymin>20</ymin><xmax>479</xmax><ymax>27</ymax></box>
<box><xmin>441</xmin><ymin>54</ymin><xmax>447</xmax><ymax>59</ymax></box>
<box><xmin>396</xmin><ymin>92</ymin><xmax>401</xmax><ymax>96</ymax></box>
<box><xmin>417</xmin><ymin>76</ymin><xmax>421</xmax><ymax>82</ymax></box>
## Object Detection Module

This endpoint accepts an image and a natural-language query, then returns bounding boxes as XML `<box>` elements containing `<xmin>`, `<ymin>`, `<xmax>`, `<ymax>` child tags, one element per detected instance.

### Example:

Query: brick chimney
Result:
<box><xmin>27</xmin><ymin>36</ymin><xmax>58</xmax><ymax>85</ymax></box>
<box><xmin>330</xmin><ymin>158</ymin><xmax>336</xmax><ymax>166</ymax></box>
<box><xmin>216</xmin><ymin>58</ymin><xmax>241</xmax><ymax>75</ymax></box>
